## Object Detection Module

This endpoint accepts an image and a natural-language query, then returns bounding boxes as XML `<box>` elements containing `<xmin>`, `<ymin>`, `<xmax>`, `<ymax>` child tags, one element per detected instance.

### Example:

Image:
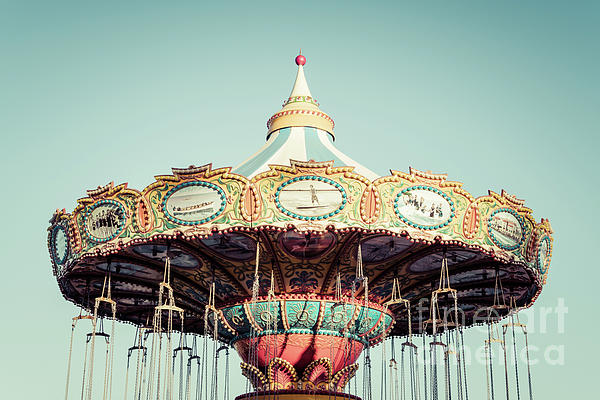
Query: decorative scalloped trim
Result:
<box><xmin>217</xmin><ymin>309</ymin><xmax>237</xmax><ymax>336</ymax></box>
<box><xmin>266</xmin><ymin>110</ymin><xmax>334</xmax><ymax>129</ymax></box>
<box><xmin>220</xmin><ymin>294</ymin><xmax>392</xmax><ymax>315</ymax></box>
<box><xmin>301</xmin><ymin>358</ymin><xmax>332</xmax><ymax>387</ymax></box>
<box><xmin>282</xmin><ymin>96</ymin><xmax>320</xmax><ymax>107</ymax></box>
<box><xmin>267</xmin><ymin>357</ymin><xmax>298</xmax><ymax>390</ymax></box>
<box><xmin>63</xmin><ymin>224</ymin><xmax>544</xmax><ymax>293</ymax></box>
<box><xmin>330</xmin><ymin>363</ymin><xmax>359</xmax><ymax>389</ymax></box>
<box><xmin>241</xmin><ymin>362</ymin><xmax>267</xmax><ymax>390</ymax></box>
<box><xmin>234</xmin><ymin>389</ymin><xmax>363</xmax><ymax>400</ymax></box>
<box><xmin>230</xmin><ymin>329</ymin><xmax>368</xmax><ymax>346</ymax></box>
<box><xmin>368</xmin><ymin>314</ymin><xmax>395</xmax><ymax>345</ymax></box>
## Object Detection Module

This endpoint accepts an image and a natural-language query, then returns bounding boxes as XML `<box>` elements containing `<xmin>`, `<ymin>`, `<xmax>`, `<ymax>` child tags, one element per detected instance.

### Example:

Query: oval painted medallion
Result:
<box><xmin>487</xmin><ymin>208</ymin><xmax>524</xmax><ymax>250</ymax></box>
<box><xmin>50</xmin><ymin>224</ymin><xmax>69</xmax><ymax>267</ymax></box>
<box><xmin>537</xmin><ymin>236</ymin><xmax>551</xmax><ymax>274</ymax></box>
<box><xmin>275</xmin><ymin>176</ymin><xmax>347</xmax><ymax>220</ymax></box>
<box><xmin>84</xmin><ymin>200</ymin><xmax>127</xmax><ymax>242</ymax></box>
<box><xmin>394</xmin><ymin>186</ymin><xmax>455</xmax><ymax>229</ymax></box>
<box><xmin>163</xmin><ymin>181</ymin><xmax>226</xmax><ymax>225</ymax></box>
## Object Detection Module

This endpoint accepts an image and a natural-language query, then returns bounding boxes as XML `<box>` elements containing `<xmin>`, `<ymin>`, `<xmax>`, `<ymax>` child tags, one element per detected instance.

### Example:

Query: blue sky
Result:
<box><xmin>0</xmin><ymin>1</ymin><xmax>598</xmax><ymax>398</ymax></box>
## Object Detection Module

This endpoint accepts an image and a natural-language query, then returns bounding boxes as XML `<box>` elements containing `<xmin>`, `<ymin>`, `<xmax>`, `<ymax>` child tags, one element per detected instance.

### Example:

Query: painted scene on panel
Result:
<box><xmin>489</xmin><ymin>211</ymin><xmax>523</xmax><ymax>248</ymax></box>
<box><xmin>396</xmin><ymin>188</ymin><xmax>452</xmax><ymax>227</ymax></box>
<box><xmin>278</xmin><ymin>180</ymin><xmax>344</xmax><ymax>217</ymax></box>
<box><xmin>166</xmin><ymin>185</ymin><xmax>222</xmax><ymax>222</ymax></box>
<box><xmin>87</xmin><ymin>203</ymin><xmax>125</xmax><ymax>240</ymax></box>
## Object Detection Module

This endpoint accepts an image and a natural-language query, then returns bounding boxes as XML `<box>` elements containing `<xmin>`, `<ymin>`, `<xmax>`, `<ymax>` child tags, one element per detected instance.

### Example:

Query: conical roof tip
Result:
<box><xmin>289</xmin><ymin>65</ymin><xmax>313</xmax><ymax>98</ymax></box>
<box><xmin>266</xmin><ymin>53</ymin><xmax>335</xmax><ymax>139</ymax></box>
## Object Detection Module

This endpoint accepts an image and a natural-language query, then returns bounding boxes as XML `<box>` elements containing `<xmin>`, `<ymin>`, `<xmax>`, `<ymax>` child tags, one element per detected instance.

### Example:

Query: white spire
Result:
<box><xmin>289</xmin><ymin>65</ymin><xmax>313</xmax><ymax>98</ymax></box>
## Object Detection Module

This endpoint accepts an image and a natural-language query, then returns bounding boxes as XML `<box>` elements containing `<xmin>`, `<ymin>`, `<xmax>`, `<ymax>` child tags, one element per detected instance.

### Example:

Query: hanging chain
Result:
<box><xmin>425</xmin><ymin>251</ymin><xmax>458</xmax><ymax>400</ymax></box>
<box><xmin>444</xmin><ymin>332</ymin><xmax>451</xmax><ymax>400</ymax></box>
<box><xmin>385</xmin><ymin>276</ymin><xmax>420</xmax><ymax>400</ymax></box>
<box><xmin>64</xmin><ymin>311</ymin><xmax>94</xmax><ymax>400</ymax></box>
<box><xmin>460</xmin><ymin>328</ymin><xmax>469</xmax><ymax>400</ymax></box>
<box><xmin>86</xmin><ymin>269</ymin><xmax>117</xmax><ymax>400</ymax></box>
<box><xmin>524</xmin><ymin>330</ymin><xmax>534</xmax><ymax>400</ymax></box>
<box><xmin>173</xmin><ymin>326</ymin><xmax>191</xmax><ymax>400</ymax></box>
<box><xmin>486</xmin><ymin>323</ymin><xmax>496</xmax><ymax>400</ymax></box>
<box><xmin>224</xmin><ymin>347</ymin><xmax>230</xmax><ymax>400</ymax></box>
<box><xmin>251</xmin><ymin>238</ymin><xmax>261</xmax><ymax>301</ymax></box>
<box><xmin>422</xmin><ymin>333</ymin><xmax>428</xmax><ymax>400</ymax></box>
<box><xmin>146</xmin><ymin>256</ymin><xmax>185</xmax><ymax>400</ymax></box>
<box><xmin>247</xmin><ymin>237</ymin><xmax>261</xmax><ymax>392</ymax></box>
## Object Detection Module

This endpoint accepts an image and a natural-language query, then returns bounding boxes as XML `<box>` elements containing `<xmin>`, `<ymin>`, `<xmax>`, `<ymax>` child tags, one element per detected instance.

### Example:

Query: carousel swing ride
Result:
<box><xmin>48</xmin><ymin>53</ymin><xmax>553</xmax><ymax>400</ymax></box>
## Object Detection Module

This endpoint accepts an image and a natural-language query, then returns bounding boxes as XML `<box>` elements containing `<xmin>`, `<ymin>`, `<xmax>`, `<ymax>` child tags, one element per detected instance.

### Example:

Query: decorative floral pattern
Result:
<box><xmin>368</xmin><ymin>280</ymin><xmax>394</xmax><ymax>302</ymax></box>
<box><xmin>321</xmin><ymin>303</ymin><xmax>355</xmax><ymax>332</ymax></box>
<box><xmin>286</xmin><ymin>301</ymin><xmax>319</xmax><ymax>329</ymax></box>
<box><xmin>214</xmin><ymin>279</ymin><xmax>236</xmax><ymax>298</ymax></box>
<box><xmin>368</xmin><ymin>313</ymin><xmax>393</xmax><ymax>338</ymax></box>
<box><xmin>245</xmin><ymin>273</ymin><xmax>271</xmax><ymax>295</ymax></box>
<box><xmin>225</xmin><ymin>305</ymin><xmax>249</xmax><ymax>333</ymax></box>
<box><xmin>354</xmin><ymin>307</ymin><xmax>382</xmax><ymax>336</ymax></box>
<box><xmin>290</xmin><ymin>271</ymin><xmax>318</xmax><ymax>292</ymax></box>
<box><xmin>248</xmin><ymin>301</ymin><xmax>280</xmax><ymax>330</ymax></box>
<box><xmin>338</xmin><ymin>274</ymin><xmax>357</xmax><ymax>296</ymax></box>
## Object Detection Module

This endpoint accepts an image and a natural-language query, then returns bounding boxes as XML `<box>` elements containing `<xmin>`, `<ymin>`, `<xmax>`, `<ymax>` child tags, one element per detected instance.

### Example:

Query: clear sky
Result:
<box><xmin>0</xmin><ymin>0</ymin><xmax>598</xmax><ymax>398</ymax></box>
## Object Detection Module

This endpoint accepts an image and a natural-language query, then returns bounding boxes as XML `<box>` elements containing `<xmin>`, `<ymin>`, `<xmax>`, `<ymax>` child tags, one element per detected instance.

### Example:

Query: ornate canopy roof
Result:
<box><xmin>47</xmin><ymin>54</ymin><xmax>553</xmax><ymax>337</ymax></box>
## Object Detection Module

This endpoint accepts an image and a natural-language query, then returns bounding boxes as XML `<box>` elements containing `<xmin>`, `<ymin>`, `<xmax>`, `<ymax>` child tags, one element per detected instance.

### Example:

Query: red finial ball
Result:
<box><xmin>295</xmin><ymin>54</ymin><xmax>306</xmax><ymax>66</ymax></box>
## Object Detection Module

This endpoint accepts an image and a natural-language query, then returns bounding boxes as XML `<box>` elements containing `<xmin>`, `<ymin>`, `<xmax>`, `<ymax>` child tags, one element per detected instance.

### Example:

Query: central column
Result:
<box><xmin>212</xmin><ymin>294</ymin><xmax>393</xmax><ymax>395</ymax></box>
